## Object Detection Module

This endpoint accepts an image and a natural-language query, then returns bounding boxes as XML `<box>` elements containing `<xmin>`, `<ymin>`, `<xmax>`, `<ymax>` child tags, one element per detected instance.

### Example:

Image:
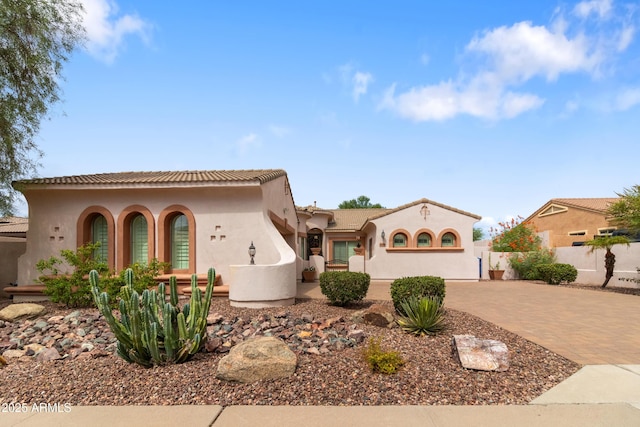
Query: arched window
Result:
<box><xmin>441</xmin><ymin>232</ymin><xmax>456</xmax><ymax>247</ymax></box>
<box><xmin>130</xmin><ymin>214</ymin><xmax>148</xmax><ymax>265</ymax></box>
<box><xmin>417</xmin><ymin>232</ymin><xmax>432</xmax><ymax>247</ymax></box>
<box><xmin>171</xmin><ymin>214</ymin><xmax>189</xmax><ymax>270</ymax></box>
<box><xmin>393</xmin><ymin>232</ymin><xmax>407</xmax><ymax>247</ymax></box>
<box><xmin>92</xmin><ymin>215</ymin><xmax>108</xmax><ymax>261</ymax></box>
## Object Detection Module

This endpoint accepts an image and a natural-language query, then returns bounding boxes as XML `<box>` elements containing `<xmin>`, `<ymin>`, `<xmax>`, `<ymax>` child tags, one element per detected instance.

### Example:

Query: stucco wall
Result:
<box><xmin>528</xmin><ymin>209</ymin><xmax>613</xmax><ymax>247</ymax></box>
<box><xmin>18</xmin><ymin>183</ymin><xmax>294</xmax><ymax>286</ymax></box>
<box><xmin>355</xmin><ymin>203</ymin><xmax>480</xmax><ymax>280</ymax></box>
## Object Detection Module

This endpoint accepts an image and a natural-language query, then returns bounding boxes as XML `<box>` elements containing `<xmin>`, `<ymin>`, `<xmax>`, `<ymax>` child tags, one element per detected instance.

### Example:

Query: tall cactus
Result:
<box><xmin>91</xmin><ymin>268</ymin><xmax>215</xmax><ymax>367</ymax></box>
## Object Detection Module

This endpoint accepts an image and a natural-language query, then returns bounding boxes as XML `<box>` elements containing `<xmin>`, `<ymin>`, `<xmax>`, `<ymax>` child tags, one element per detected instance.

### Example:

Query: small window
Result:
<box><xmin>441</xmin><ymin>232</ymin><xmax>456</xmax><ymax>247</ymax></box>
<box><xmin>171</xmin><ymin>214</ymin><xmax>189</xmax><ymax>270</ymax></box>
<box><xmin>131</xmin><ymin>214</ymin><xmax>148</xmax><ymax>265</ymax></box>
<box><xmin>92</xmin><ymin>215</ymin><xmax>108</xmax><ymax>261</ymax></box>
<box><xmin>568</xmin><ymin>230</ymin><xmax>586</xmax><ymax>236</ymax></box>
<box><xmin>598</xmin><ymin>227</ymin><xmax>616</xmax><ymax>236</ymax></box>
<box><xmin>417</xmin><ymin>232</ymin><xmax>432</xmax><ymax>247</ymax></box>
<box><xmin>393</xmin><ymin>233</ymin><xmax>407</xmax><ymax>247</ymax></box>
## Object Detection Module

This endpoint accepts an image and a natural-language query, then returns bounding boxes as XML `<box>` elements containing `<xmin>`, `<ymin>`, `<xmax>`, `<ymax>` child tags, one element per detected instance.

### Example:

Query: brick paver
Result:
<box><xmin>297</xmin><ymin>280</ymin><xmax>640</xmax><ymax>365</ymax></box>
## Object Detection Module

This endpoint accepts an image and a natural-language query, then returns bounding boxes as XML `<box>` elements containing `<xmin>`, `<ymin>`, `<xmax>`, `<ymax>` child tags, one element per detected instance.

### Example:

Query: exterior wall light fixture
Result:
<box><xmin>249</xmin><ymin>241</ymin><xmax>256</xmax><ymax>265</ymax></box>
<box><xmin>381</xmin><ymin>230</ymin><xmax>386</xmax><ymax>246</ymax></box>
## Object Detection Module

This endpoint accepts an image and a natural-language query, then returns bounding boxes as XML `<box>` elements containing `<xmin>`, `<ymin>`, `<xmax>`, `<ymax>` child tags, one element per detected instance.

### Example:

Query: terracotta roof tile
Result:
<box><xmin>327</xmin><ymin>208</ymin><xmax>390</xmax><ymax>231</ymax></box>
<box><xmin>14</xmin><ymin>169</ymin><xmax>287</xmax><ymax>187</ymax></box>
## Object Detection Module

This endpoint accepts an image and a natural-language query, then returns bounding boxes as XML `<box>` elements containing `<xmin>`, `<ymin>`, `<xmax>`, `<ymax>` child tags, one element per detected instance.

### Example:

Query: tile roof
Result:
<box><xmin>526</xmin><ymin>198</ymin><xmax>620</xmax><ymax>221</ymax></box>
<box><xmin>319</xmin><ymin>198</ymin><xmax>481</xmax><ymax>232</ymax></box>
<box><xmin>14</xmin><ymin>169</ymin><xmax>287</xmax><ymax>187</ymax></box>
<box><xmin>326</xmin><ymin>208</ymin><xmax>390</xmax><ymax>232</ymax></box>
<box><xmin>0</xmin><ymin>217</ymin><xmax>28</xmax><ymax>233</ymax></box>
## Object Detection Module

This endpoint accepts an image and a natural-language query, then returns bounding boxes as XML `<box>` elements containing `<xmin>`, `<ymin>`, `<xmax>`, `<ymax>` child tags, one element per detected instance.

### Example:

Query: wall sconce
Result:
<box><xmin>381</xmin><ymin>230</ymin><xmax>386</xmax><ymax>246</ymax></box>
<box><xmin>420</xmin><ymin>203</ymin><xmax>430</xmax><ymax>220</ymax></box>
<box><xmin>248</xmin><ymin>241</ymin><xmax>256</xmax><ymax>265</ymax></box>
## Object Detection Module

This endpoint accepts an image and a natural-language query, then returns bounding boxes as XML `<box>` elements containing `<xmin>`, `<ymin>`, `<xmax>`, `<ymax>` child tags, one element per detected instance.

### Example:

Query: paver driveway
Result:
<box><xmin>297</xmin><ymin>280</ymin><xmax>640</xmax><ymax>365</ymax></box>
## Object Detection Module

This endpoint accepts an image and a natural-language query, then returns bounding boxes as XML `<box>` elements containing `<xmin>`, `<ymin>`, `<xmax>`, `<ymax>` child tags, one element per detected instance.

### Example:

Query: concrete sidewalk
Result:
<box><xmin>4</xmin><ymin>280</ymin><xmax>640</xmax><ymax>426</ymax></box>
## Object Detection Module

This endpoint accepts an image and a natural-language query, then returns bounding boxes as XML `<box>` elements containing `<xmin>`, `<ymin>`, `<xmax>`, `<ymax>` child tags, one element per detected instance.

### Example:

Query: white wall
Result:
<box><xmin>477</xmin><ymin>243</ymin><xmax>640</xmax><ymax>287</ymax></box>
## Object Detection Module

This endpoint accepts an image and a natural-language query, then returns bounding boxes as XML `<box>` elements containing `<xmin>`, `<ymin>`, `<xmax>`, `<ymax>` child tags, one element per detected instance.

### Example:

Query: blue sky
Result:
<box><xmin>26</xmin><ymin>0</ymin><xmax>640</xmax><ymax>234</ymax></box>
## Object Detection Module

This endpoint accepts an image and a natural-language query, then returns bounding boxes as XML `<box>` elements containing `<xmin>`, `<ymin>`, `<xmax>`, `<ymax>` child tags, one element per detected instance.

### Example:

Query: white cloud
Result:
<box><xmin>379</xmin><ymin>3</ymin><xmax>634</xmax><ymax>122</ymax></box>
<box><xmin>268</xmin><ymin>125</ymin><xmax>291</xmax><ymax>138</ymax></box>
<box><xmin>352</xmin><ymin>71</ymin><xmax>373</xmax><ymax>102</ymax></box>
<box><xmin>337</xmin><ymin>63</ymin><xmax>374</xmax><ymax>103</ymax></box>
<box><xmin>617</xmin><ymin>24</ymin><xmax>635</xmax><ymax>51</ymax></box>
<box><xmin>466</xmin><ymin>21</ymin><xmax>600</xmax><ymax>82</ymax></box>
<box><xmin>81</xmin><ymin>0</ymin><xmax>151</xmax><ymax>63</ymax></box>
<box><xmin>573</xmin><ymin>0</ymin><xmax>613</xmax><ymax>19</ymax></box>
<box><xmin>615</xmin><ymin>87</ymin><xmax>640</xmax><ymax>110</ymax></box>
<box><xmin>236</xmin><ymin>133</ymin><xmax>261</xmax><ymax>155</ymax></box>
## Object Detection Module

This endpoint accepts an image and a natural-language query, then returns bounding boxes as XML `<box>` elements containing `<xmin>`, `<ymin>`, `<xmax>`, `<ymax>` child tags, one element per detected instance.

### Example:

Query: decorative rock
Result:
<box><xmin>362</xmin><ymin>304</ymin><xmax>396</xmax><ymax>328</ymax></box>
<box><xmin>453</xmin><ymin>334</ymin><xmax>509</xmax><ymax>372</ymax></box>
<box><xmin>216</xmin><ymin>336</ymin><xmax>297</xmax><ymax>383</ymax></box>
<box><xmin>24</xmin><ymin>343</ymin><xmax>45</xmax><ymax>354</ymax></box>
<box><xmin>2</xmin><ymin>349</ymin><xmax>26</xmax><ymax>359</ymax></box>
<box><xmin>35</xmin><ymin>347</ymin><xmax>62</xmax><ymax>362</ymax></box>
<box><xmin>0</xmin><ymin>304</ymin><xmax>46</xmax><ymax>322</ymax></box>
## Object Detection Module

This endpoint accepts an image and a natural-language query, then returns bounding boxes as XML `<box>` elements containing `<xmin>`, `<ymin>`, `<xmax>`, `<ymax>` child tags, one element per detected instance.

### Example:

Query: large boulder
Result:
<box><xmin>216</xmin><ymin>336</ymin><xmax>297</xmax><ymax>383</ymax></box>
<box><xmin>0</xmin><ymin>303</ymin><xmax>45</xmax><ymax>322</ymax></box>
<box><xmin>453</xmin><ymin>334</ymin><xmax>509</xmax><ymax>372</ymax></box>
<box><xmin>362</xmin><ymin>304</ymin><xmax>395</xmax><ymax>328</ymax></box>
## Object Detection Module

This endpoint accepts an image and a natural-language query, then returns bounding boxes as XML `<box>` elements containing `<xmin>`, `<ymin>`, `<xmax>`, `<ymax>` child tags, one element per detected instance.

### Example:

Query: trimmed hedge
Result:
<box><xmin>390</xmin><ymin>276</ymin><xmax>445</xmax><ymax>314</ymax></box>
<box><xmin>319</xmin><ymin>271</ymin><xmax>370</xmax><ymax>306</ymax></box>
<box><xmin>536</xmin><ymin>263</ymin><xmax>578</xmax><ymax>285</ymax></box>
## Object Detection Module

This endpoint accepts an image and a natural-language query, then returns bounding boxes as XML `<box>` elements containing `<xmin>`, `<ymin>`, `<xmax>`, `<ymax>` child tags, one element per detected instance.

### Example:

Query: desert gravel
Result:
<box><xmin>0</xmin><ymin>297</ymin><xmax>580</xmax><ymax>406</ymax></box>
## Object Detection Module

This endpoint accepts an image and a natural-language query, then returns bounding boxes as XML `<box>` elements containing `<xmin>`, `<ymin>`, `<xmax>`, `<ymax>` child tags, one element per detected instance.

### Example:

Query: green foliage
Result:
<box><xmin>490</xmin><ymin>216</ymin><xmax>541</xmax><ymax>252</ymax></box>
<box><xmin>396</xmin><ymin>296</ymin><xmax>446</xmax><ymax>336</ymax></box>
<box><xmin>390</xmin><ymin>276</ymin><xmax>445</xmax><ymax>314</ymax></box>
<box><xmin>473</xmin><ymin>227</ymin><xmax>485</xmax><ymax>241</ymax></box>
<box><xmin>338</xmin><ymin>195</ymin><xmax>384</xmax><ymax>209</ymax></box>
<box><xmin>584</xmin><ymin>235</ymin><xmax>631</xmax><ymax>288</ymax></box>
<box><xmin>508</xmin><ymin>249</ymin><xmax>556</xmax><ymax>280</ymax></box>
<box><xmin>36</xmin><ymin>242</ymin><xmax>168</xmax><ymax>308</ymax></box>
<box><xmin>362</xmin><ymin>337</ymin><xmax>405</xmax><ymax>374</ymax></box>
<box><xmin>91</xmin><ymin>268</ymin><xmax>215</xmax><ymax>367</ymax></box>
<box><xmin>36</xmin><ymin>242</ymin><xmax>111</xmax><ymax>307</ymax></box>
<box><xmin>608</xmin><ymin>185</ymin><xmax>640</xmax><ymax>235</ymax></box>
<box><xmin>319</xmin><ymin>271</ymin><xmax>370</xmax><ymax>306</ymax></box>
<box><xmin>536</xmin><ymin>263</ymin><xmax>578</xmax><ymax>285</ymax></box>
<box><xmin>1</xmin><ymin>0</ymin><xmax>85</xmax><ymax>215</ymax></box>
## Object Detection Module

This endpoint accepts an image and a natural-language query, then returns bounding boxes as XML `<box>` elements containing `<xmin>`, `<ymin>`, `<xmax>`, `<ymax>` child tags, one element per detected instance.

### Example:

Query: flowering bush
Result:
<box><xmin>490</xmin><ymin>216</ymin><xmax>541</xmax><ymax>252</ymax></box>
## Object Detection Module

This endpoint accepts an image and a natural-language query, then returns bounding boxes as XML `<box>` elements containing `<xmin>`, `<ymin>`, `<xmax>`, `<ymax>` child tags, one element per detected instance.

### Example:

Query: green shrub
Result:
<box><xmin>536</xmin><ymin>263</ymin><xmax>578</xmax><ymax>285</ymax></box>
<box><xmin>390</xmin><ymin>276</ymin><xmax>445</xmax><ymax>314</ymax></box>
<box><xmin>396</xmin><ymin>296</ymin><xmax>445</xmax><ymax>336</ymax></box>
<box><xmin>37</xmin><ymin>243</ymin><xmax>169</xmax><ymax>308</ymax></box>
<box><xmin>37</xmin><ymin>242</ymin><xmax>111</xmax><ymax>307</ymax></box>
<box><xmin>508</xmin><ymin>249</ymin><xmax>556</xmax><ymax>280</ymax></box>
<box><xmin>319</xmin><ymin>271</ymin><xmax>370</xmax><ymax>306</ymax></box>
<box><xmin>91</xmin><ymin>268</ymin><xmax>215</xmax><ymax>367</ymax></box>
<box><xmin>362</xmin><ymin>337</ymin><xmax>405</xmax><ymax>374</ymax></box>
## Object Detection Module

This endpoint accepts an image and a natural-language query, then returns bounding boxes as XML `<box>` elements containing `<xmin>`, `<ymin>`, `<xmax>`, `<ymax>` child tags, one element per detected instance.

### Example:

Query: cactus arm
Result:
<box><xmin>170</xmin><ymin>276</ymin><xmax>179</xmax><ymax>307</ymax></box>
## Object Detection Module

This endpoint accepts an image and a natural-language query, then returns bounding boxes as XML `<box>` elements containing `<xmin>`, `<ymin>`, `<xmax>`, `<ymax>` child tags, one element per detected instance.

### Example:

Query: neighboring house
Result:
<box><xmin>10</xmin><ymin>169</ymin><xmax>482</xmax><ymax>304</ymax></box>
<box><xmin>524</xmin><ymin>198</ymin><xmax>619</xmax><ymax>247</ymax></box>
<box><xmin>297</xmin><ymin>198</ymin><xmax>482</xmax><ymax>280</ymax></box>
<box><xmin>0</xmin><ymin>217</ymin><xmax>28</xmax><ymax>298</ymax></box>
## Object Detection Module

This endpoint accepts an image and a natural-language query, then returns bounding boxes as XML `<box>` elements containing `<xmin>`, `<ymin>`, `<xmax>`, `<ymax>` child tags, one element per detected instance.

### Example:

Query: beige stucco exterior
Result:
<box><xmin>12</xmin><ymin>170</ymin><xmax>483</xmax><ymax>305</ymax></box>
<box><xmin>525</xmin><ymin>198</ymin><xmax>618</xmax><ymax>247</ymax></box>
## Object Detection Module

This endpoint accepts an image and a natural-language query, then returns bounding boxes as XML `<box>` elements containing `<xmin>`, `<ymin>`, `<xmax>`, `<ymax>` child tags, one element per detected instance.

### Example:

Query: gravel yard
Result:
<box><xmin>0</xmin><ymin>297</ymin><xmax>580</xmax><ymax>406</ymax></box>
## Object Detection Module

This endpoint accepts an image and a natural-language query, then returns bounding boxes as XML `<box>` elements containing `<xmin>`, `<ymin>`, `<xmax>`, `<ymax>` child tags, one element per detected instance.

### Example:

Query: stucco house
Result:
<box><xmin>524</xmin><ymin>198</ymin><xmax>619</xmax><ymax>247</ymax></box>
<box><xmin>9</xmin><ymin>169</ymin><xmax>481</xmax><ymax>306</ymax></box>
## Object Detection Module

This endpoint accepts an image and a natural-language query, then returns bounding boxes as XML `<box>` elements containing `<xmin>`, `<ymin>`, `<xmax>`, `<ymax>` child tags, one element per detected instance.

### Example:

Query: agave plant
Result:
<box><xmin>396</xmin><ymin>296</ymin><xmax>445</xmax><ymax>336</ymax></box>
